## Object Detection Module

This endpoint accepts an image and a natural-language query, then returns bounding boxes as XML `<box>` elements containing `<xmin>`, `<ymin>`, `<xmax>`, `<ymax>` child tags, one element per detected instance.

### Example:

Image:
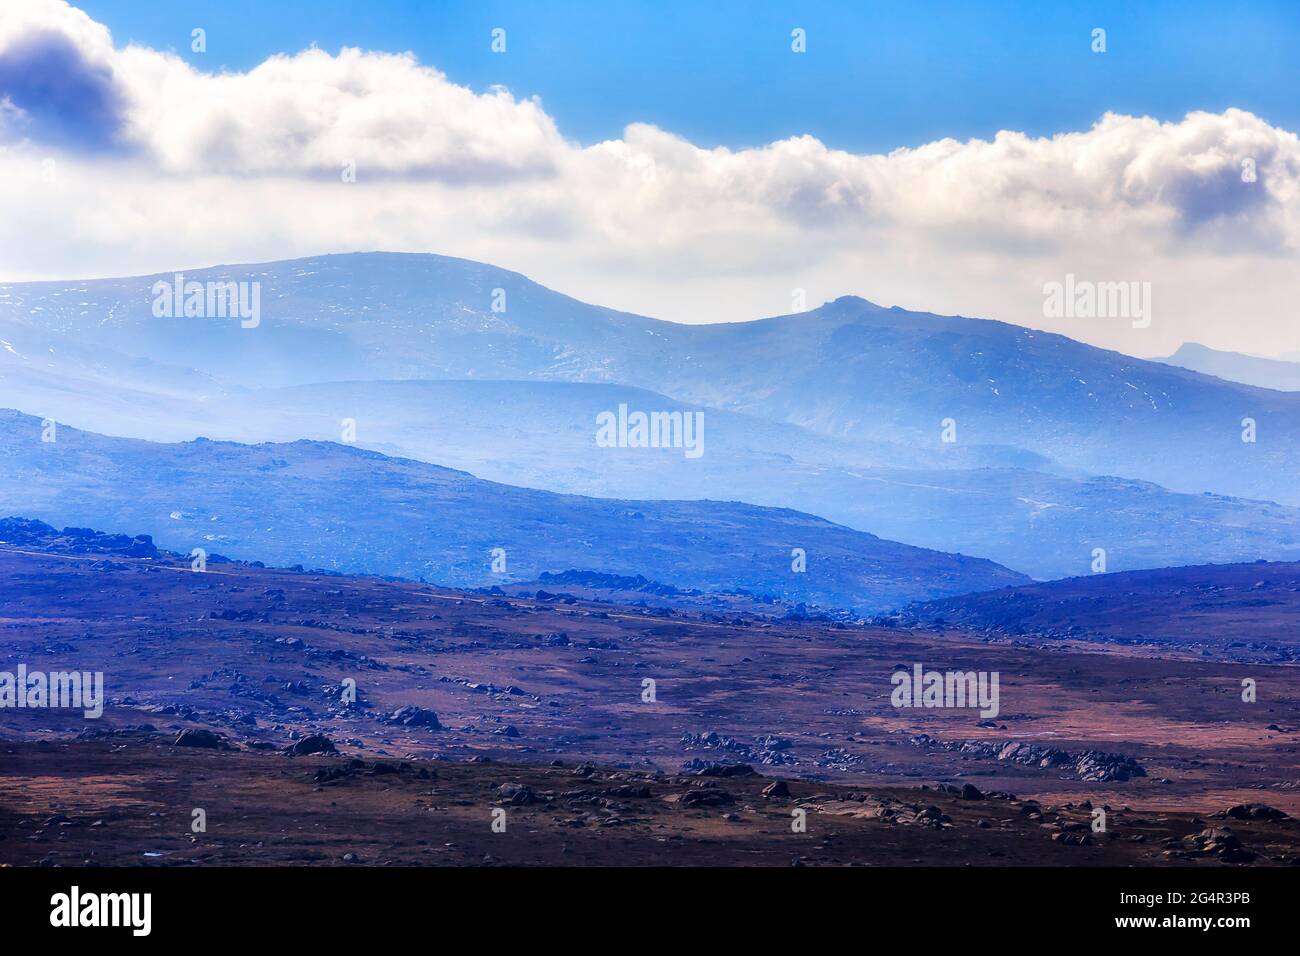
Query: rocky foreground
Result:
<box><xmin>3</xmin><ymin>732</ymin><xmax>1298</xmax><ymax>867</ymax></box>
<box><xmin>4</xmin><ymin>522</ymin><xmax>1300</xmax><ymax>866</ymax></box>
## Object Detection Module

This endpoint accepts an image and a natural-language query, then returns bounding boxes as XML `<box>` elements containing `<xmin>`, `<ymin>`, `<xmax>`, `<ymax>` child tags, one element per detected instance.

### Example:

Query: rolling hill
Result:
<box><xmin>899</xmin><ymin>559</ymin><xmax>1300</xmax><ymax>660</ymax></box>
<box><xmin>0</xmin><ymin>408</ymin><xmax>1028</xmax><ymax>612</ymax></box>
<box><xmin>6</xmin><ymin>354</ymin><xmax>1299</xmax><ymax>577</ymax></box>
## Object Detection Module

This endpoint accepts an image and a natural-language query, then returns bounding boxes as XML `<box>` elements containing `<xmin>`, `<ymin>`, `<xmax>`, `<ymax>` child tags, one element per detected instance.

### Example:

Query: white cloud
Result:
<box><xmin>0</xmin><ymin>0</ymin><xmax>113</xmax><ymax>57</ymax></box>
<box><xmin>115</xmin><ymin>45</ymin><xmax>568</xmax><ymax>180</ymax></box>
<box><xmin>1</xmin><ymin>0</ymin><xmax>1298</xmax><ymax>358</ymax></box>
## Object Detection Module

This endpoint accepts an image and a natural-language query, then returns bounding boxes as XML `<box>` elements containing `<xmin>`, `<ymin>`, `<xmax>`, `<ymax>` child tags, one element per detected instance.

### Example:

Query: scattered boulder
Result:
<box><xmin>314</xmin><ymin>760</ymin><xmax>363</xmax><ymax>783</ymax></box>
<box><xmin>681</xmin><ymin>731</ymin><xmax>800</xmax><ymax>767</ymax></box>
<box><xmin>606</xmin><ymin>784</ymin><xmax>653</xmax><ymax>799</ymax></box>
<box><xmin>679</xmin><ymin>788</ymin><xmax>736</xmax><ymax>807</ymax></box>
<box><xmin>911</xmin><ymin>734</ymin><xmax>1144</xmax><ymax>782</ymax></box>
<box><xmin>173</xmin><ymin>729</ymin><xmax>226</xmax><ymax>749</ymax></box>
<box><xmin>313</xmin><ymin>758</ymin><xmax>429</xmax><ymax>783</ymax></box>
<box><xmin>498</xmin><ymin>783</ymin><xmax>538</xmax><ymax>805</ymax></box>
<box><xmin>684</xmin><ymin>760</ymin><xmax>757</xmax><ymax>778</ymax></box>
<box><xmin>1182</xmin><ymin>826</ymin><xmax>1257</xmax><ymax>863</ymax></box>
<box><xmin>1215</xmin><ymin>803</ymin><xmax>1290</xmax><ymax>821</ymax></box>
<box><xmin>286</xmin><ymin>734</ymin><xmax>337</xmax><ymax>756</ymax></box>
<box><xmin>762</xmin><ymin>780</ymin><xmax>792</xmax><ymax>799</ymax></box>
<box><xmin>382</xmin><ymin>706</ymin><xmax>442</xmax><ymax>729</ymax></box>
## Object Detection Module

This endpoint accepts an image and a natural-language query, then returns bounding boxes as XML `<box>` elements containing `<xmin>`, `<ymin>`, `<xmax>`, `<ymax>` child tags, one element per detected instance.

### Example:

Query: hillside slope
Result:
<box><xmin>0</xmin><ymin>409</ymin><xmax>1028</xmax><ymax>611</ymax></box>
<box><xmin>900</xmin><ymin>560</ymin><xmax>1300</xmax><ymax>659</ymax></box>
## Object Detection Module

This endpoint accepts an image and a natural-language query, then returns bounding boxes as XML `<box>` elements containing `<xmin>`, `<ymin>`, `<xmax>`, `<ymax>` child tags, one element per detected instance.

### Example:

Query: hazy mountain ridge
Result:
<box><xmin>0</xmin><ymin>408</ymin><xmax>1029</xmax><ymax>612</ymax></box>
<box><xmin>4</xmin><ymin>252</ymin><xmax>1294</xmax><ymax>506</ymax></box>
<box><xmin>1158</xmin><ymin>342</ymin><xmax>1300</xmax><ymax>392</ymax></box>
<box><xmin>899</xmin><ymin>559</ymin><xmax>1300</xmax><ymax>660</ymax></box>
<box><xmin>6</xmin><ymin>360</ymin><xmax>1299</xmax><ymax>577</ymax></box>
<box><xmin>219</xmin><ymin>379</ymin><xmax>1300</xmax><ymax>578</ymax></box>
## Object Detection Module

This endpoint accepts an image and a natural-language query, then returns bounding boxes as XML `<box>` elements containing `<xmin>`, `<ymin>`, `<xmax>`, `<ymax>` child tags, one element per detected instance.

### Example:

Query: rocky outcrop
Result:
<box><xmin>679</xmin><ymin>788</ymin><xmax>735</xmax><ymax>807</ymax></box>
<box><xmin>1171</xmin><ymin>826</ymin><xmax>1257</xmax><ymax>863</ymax></box>
<box><xmin>911</xmin><ymin>734</ymin><xmax>1145</xmax><ymax>782</ymax></box>
<box><xmin>0</xmin><ymin>517</ymin><xmax>159</xmax><ymax>559</ymax></box>
<box><xmin>313</xmin><ymin>758</ymin><xmax>432</xmax><ymax>783</ymax></box>
<box><xmin>680</xmin><ymin>730</ymin><xmax>798</xmax><ymax>766</ymax></box>
<box><xmin>382</xmin><ymin>705</ymin><xmax>442</xmax><ymax>729</ymax></box>
<box><xmin>286</xmin><ymin>734</ymin><xmax>337</xmax><ymax>756</ymax></box>
<box><xmin>1214</xmin><ymin>803</ymin><xmax>1291</xmax><ymax>821</ymax></box>
<box><xmin>497</xmin><ymin>783</ymin><xmax>539</xmax><ymax>805</ymax></box>
<box><xmin>538</xmin><ymin>569</ymin><xmax>687</xmax><ymax>596</ymax></box>
<box><xmin>681</xmin><ymin>758</ymin><xmax>757</xmax><ymax>777</ymax></box>
<box><xmin>173</xmin><ymin>728</ymin><xmax>227</xmax><ymax>749</ymax></box>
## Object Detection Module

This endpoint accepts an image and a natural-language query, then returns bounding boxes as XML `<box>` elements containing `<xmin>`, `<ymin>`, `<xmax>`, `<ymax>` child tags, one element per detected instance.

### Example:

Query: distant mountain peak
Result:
<box><xmin>823</xmin><ymin>294</ymin><xmax>887</xmax><ymax>312</ymax></box>
<box><xmin>1159</xmin><ymin>342</ymin><xmax>1300</xmax><ymax>392</ymax></box>
<box><xmin>1170</xmin><ymin>342</ymin><xmax>1225</xmax><ymax>357</ymax></box>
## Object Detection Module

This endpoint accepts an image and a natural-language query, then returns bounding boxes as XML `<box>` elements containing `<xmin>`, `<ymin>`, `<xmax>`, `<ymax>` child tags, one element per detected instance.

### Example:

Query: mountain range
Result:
<box><xmin>3</xmin><ymin>251</ymin><xmax>1298</xmax><ymax>585</ymax></box>
<box><xmin>4</xmin><ymin>252</ymin><xmax>1296</xmax><ymax>506</ymax></box>
<box><xmin>0</xmin><ymin>409</ymin><xmax>1028</xmax><ymax>612</ymax></box>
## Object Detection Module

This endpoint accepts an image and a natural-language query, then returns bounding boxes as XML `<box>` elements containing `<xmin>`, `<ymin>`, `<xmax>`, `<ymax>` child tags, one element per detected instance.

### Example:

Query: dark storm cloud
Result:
<box><xmin>0</xmin><ymin>28</ymin><xmax>127</xmax><ymax>152</ymax></box>
<box><xmin>1163</xmin><ymin>160</ymin><xmax>1270</xmax><ymax>230</ymax></box>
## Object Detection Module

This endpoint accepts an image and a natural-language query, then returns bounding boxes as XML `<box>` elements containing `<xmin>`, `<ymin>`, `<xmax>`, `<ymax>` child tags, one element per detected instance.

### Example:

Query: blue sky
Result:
<box><xmin>76</xmin><ymin>0</ymin><xmax>1300</xmax><ymax>152</ymax></box>
<box><xmin>4</xmin><ymin>1</ymin><xmax>1298</xmax><ymax>355</ymax></box>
